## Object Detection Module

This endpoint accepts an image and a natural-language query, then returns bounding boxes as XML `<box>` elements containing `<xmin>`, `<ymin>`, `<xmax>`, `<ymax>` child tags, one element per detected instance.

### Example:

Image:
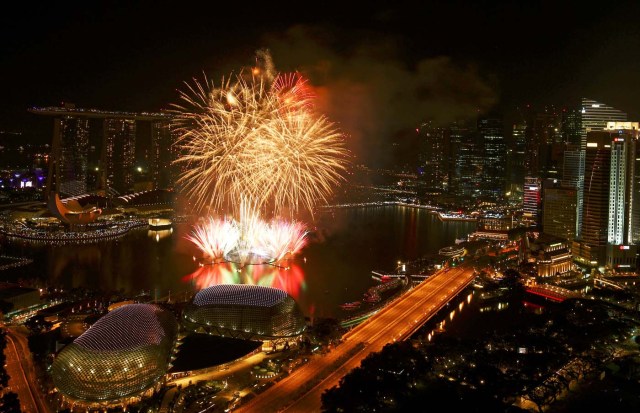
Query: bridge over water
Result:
<box><xmin>235</xmin><ymin>265</ymin><xmax>477</xmax><ymax>413</ymax></box>
<box><xmin>525</xmin><ymin>284</ymin><xmax>582</xmax><ymax>302</ymax></box>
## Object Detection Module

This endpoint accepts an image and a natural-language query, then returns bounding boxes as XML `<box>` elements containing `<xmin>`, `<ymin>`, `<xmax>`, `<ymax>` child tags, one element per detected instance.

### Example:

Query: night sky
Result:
<box><xmin>3</xmin><ymin>0</ymin><xmax>640</xmax><ymax>163</ymax></box>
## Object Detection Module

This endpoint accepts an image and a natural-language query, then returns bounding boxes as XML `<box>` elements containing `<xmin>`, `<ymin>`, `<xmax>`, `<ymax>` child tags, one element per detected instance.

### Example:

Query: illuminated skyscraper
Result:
<box><xmin>30</xmin><ymin>105</ymin><xmax>173</xmax><ymax>199</ymax></box>
<box><xmin>150</xmin><ymin>121</ymin><xmax>175</xmax><ymax>190</ymax></box>
<box><xmin>53</xmin><ymin>115</ymin><xmax>90</xmax><ymax>197</ymax></box>
<box><xmin>574</xmin><ymin>131</ymin><xmax>611</xmax><ymax>266</ymax></box>
<box><xmin>604</xmin><ymin>122</ymin><xmax>640</xmax><ymax>269</ymax></box>
<box><xmin>573</xmin><ymin>124</ymin><xmax>640</xmax><ymax>270</ymax></box>
<box><xmin>448</xmin><ymin>121</ymin><xmax>481</xmax><ymax>197</ymax></box>
<box><xmin>523</xmin><ymin>176</ymin><xmax>541</xmax><ymax>226</ymax></box>
<box><xmin>562</xmin><ymin>107</ymin><xmax>582</xmax><ymax>146</ymax></box>
<box><xmin>520</xmin><ymin>105</ymin><xmax>565</xmax><ymax>179</ymax></box>
<box><xmin>478</xmin><ymin>115</ymin><xmax>505</xmax><ymax>198</ymax></box>
<box><xmin>103</xmin><ymin>118</ymin><xmax>136</xmax><ymax>194</ymax></box>
<box><xmin>418</xmin><ymin>121</ymin><xmax>448</xmax><ymax>192</ymax></box>
<box><xmin>535</xmin><ymin>108</ymin><xmax>563</xmax><ymax>177</ymax></box>
<box><xmin>562</xmin><ymin>148</ymin><xmax>585</xmax><ymax>237</ymax></box>
<box><xmin>566</xmin><ymin>98</ymin><xmax>627</xmax><ymax>249</ymax></box>
<box><xmin>580</xmin><ymin>98</ymin><xmax>627</xmax><ymax>150</ymax></box>
<box><xmin>543</xmin><ymin>180</ymin><xmax>577</xmax><ymax>241</ymax></box>
<box><xmin>507</xmin><ymin>121</ymin><xmax>527</xmax><ymax>199</ymax></box>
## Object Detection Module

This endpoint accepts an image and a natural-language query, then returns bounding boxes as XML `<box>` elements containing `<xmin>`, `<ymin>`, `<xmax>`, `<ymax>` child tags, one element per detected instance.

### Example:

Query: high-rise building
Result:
<box><xmin>448</xmin><ymin>120</ymin><xmax>480</xmax><ymax>197</ymax></box>
<box><xmin>518</xmin><ymin>105</ymin><xmax>537</xmax><ymax>178</ymax></box>
<box><xmin>580</xmin><ymin>98</ymin><xmax>627</xmax><ymax>149</ymax></box>
<box><xmin>523</xmin><ymin>176</ymin><xmax>541</xmax><ymax>226</ymax></box>
<box><xmin>566</xmin><ymin>98</ymin><xmax>627</xmax><ymax>248</ymax></box>
<box><xmin>604</xmin><ymin>122</ymin><xmax>640</xmax><ymax>269</ymax></box>
<box><xmin>103</xmin><ymin>118</ymin><xmax>136</xmax><ymax>194</ymax></box>
<box><xmin>573</xmin><ymin>124</ymin><xmax>640</xmax><ymax>270</ymax></box>
<box><xmin>574</xmin><ymin>131</ymin><xmax>613</xmax><ymax>267</ymax></box>
<box><xmin>543</xmin><ymin>179</ymin><xmax>577</xmax><ymax>241</ymax></box>
<box><xmin>29</xmin><ymin>105</ymin><xmax>174</xmax><ymax>199</ymax></box>
<box><xmin>519</xmin><ymin>105</ymin><xmax>564</xmax><ymax>178</ymax></box>
<box><xmin>562</xmin><ymin>147</ymin><xmax>585</xmax><ymax>237</ymax></box>
<box><xmin>53</xmin><ymin>115</ymin><xmax>90</xmax><ymax>197</ymax></box>
<box><xmin>150</xmin><ymin>121</ymin><xmax>175</xmax><ymax>190</ymax></box>
<box><xmin>562</xmin><ymin>107</ymin><xmax>582</xmax><ymax>146</ymax></box>
<box><xmin>531</xmin><ymin>106</ymin><xmax>566</xmax><ymax>178</ymax></box>
<box><xmin>418</xmin><ymin>121</ymin><xmax>448</xmax><ymax>192</ymax></box>
<box><xmin>478</xmin><ymin>115</ymin><xmax>505</xmax><ymax>198</ymax></box>
<box><xmin>507</xmin><ymin>121</ymin><xmax>527</xmax><ymax>199</ymax></box>
<box><xmin>607</xmin><ymin>128</ymin><xmax>635</xmax><ymax>245</ymax></box>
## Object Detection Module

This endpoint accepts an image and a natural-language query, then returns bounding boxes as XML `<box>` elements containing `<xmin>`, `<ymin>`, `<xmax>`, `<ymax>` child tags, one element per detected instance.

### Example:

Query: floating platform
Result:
<box><xmin>148</xmin><ymin>218</ymin><xmax>172</xmax><ymax>230</ymax></box>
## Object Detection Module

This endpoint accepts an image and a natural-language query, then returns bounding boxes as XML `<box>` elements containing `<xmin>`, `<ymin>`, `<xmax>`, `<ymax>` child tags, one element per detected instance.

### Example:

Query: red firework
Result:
<box><xmin>271</xmin><ymin>72</ymin><xmax>315</xmax><ymax>112</ymax></box>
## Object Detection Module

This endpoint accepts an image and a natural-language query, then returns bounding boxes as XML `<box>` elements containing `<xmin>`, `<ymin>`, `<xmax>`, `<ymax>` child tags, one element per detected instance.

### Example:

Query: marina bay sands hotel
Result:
<box><xmin>29</xmin><ymin>103</ymin><xmax>177</xmax><ymax>198</ymax></box>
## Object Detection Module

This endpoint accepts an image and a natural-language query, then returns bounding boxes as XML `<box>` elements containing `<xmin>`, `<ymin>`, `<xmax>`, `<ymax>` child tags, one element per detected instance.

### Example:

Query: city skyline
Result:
<box><xmin>2</xmin><ymin>3</ymin><xmax>640</xmax><ymax>412</ymax></box>
<box><xmin>4</xmin><ymin>2</ymin><xmax>640</xmax><ymax>164</ymax></box>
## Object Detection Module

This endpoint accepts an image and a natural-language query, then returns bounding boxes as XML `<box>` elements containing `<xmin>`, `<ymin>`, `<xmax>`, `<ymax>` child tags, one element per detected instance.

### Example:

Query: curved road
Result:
<box><xmin>5</xmin><ymin>326</ymin><xmax>51</xmax><ymax>413</ymax></box>
<box><xmin>235</xmin><ymin>265</ymin><xmax>476</xmax><ymax>413</ymax></box>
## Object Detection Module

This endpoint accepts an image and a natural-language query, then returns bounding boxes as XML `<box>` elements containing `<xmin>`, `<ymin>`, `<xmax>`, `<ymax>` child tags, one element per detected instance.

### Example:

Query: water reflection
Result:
<box><xmin>0</xmin><ymin>206</ymin><xmax>475</xmax><ymax>318</ymax></box>
<box><xmin>479</xmin><ymin>301</ymin><xmax>509</xmax><ymax>312</ymax></box>
<box><xmin>148</xmin><ymin>228</ymin><xmax>173</xmax><ymax>242</ymax></box>
<box><xmin>183</xmin><ymin>260</ymin><xmax>306</xmax><ymax>299</ymax></box>
<box><xmin>422</xmin><ymin>292</ymin><xmax>474</xmax><ymax>341</ymax></box>
<box><xmin>522</xmin><ymin>301</ymin><xmax>545</xmax><ymax>314</ymax></box>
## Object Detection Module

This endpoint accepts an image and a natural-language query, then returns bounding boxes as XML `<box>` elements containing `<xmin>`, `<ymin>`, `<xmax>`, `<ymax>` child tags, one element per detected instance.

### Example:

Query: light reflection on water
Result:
<box><xmin>183</xmin><ymin>261</ymin><xmax>306</xmax><ymax>300</ymax></box>
<box><xmin>0</xmin><ymin>206</ymin><xmax>476</xmax><ymax>318</ymax></box>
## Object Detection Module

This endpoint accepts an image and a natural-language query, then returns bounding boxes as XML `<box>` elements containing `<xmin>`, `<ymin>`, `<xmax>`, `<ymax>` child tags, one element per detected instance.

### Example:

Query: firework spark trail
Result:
<box><xmin>258</xmin><ymin>220</ymin><xmax>308</xmax><ymax>263</ymax></box>
<box><xmin>174</xmin><ymin>76</ymin><xmax>275</xmax><ymax>215</ymax></box>
<box><xmin>233</xmin><ymin>197</ymin><xmax>268</xmax><ymax>266</ymax></box>
<box><xmin>247</xmin><ymin>111</ymin><xmax>347</xmax><ymax>216</ymax></box>
<box><xmin>185</xmin><ymin>198</ymin><xmax>308</xmax><ymax>267</ymax></box>
<box><xmin>176</xmin><ymin>53</ymin><xmax>349</xmax><ymax>278</ymax></box>
<box><xmin>271</xmin><ymin>71</ymin><xmax>315</xmax><ymax>112</ymax></box>
<box><xmin>172</xmin><ymin>63</ymin><xmax>349</xmax><ymax>218</ymax></box>
<box><xmin>186</xmin><ymin>217</ymin><xmax>239</xmax><ymax>262</ymax></box>
<box><xmin>183</xmin><ymin>262</ymin><xmax>305</xmax><ymax>299</ymax></box>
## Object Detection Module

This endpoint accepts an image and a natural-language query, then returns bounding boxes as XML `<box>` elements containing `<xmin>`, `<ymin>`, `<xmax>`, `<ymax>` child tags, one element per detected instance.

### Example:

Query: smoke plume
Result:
<box><xmin>264</xmin><ymin>25</ymin><xmax>497</xmax><ymax>168</ymax></box>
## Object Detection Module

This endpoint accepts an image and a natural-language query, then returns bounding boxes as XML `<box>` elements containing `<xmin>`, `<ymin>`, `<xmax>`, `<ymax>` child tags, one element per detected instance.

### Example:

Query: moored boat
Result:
<box><xmin>340</xmin><ymin>301</ymin><xmax>362</xmax><ymax>310</ymax></box>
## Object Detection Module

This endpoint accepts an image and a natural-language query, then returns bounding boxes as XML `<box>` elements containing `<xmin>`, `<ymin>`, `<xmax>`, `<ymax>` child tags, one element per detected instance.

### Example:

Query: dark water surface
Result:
<box><xmin>0</xmin><ymin>206</ymin><xmax>476</xmax><ymax>318</ymax></box>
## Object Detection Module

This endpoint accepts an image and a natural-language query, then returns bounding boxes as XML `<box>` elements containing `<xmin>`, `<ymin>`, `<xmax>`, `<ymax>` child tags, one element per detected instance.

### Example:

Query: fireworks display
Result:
<box><xmin>185</xmin><ymin>217</ymin><xmax>239</xmax><ymax>263</ymax></box>
<box><xmin>187</xmin><ymin>214</ymin><xmax>308</xmax><ymax>267</ymax></box>
<box><xmin>175</xmin><ymin>51</ymin><xmax>348</xmax><ymax>270</ymax></box>
<box><xmin>172</xmin><ymin>57</ymin><xmax>349</xmax><ymax>218</ymax></box>
<box><xmin>182</xmin><ymin>261</ymin><xmax>306</xmax><ymax>300</ymax></box>
<box><xmin>271</xmin><ymin>71</ymin><xmax>315</xmax><ymax>112</ymax></box>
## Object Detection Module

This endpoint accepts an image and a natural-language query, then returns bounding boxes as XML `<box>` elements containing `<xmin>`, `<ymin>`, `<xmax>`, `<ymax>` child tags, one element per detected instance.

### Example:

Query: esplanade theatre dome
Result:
<box><xmin>51</xmin><ymin>303</ymin><xmax>178</xmax><ymax>405</ymax></box>
<box><xmin>183</xmin><ymin>284</ymin><xmax>306</xmax><ymax>340</ymax></box>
